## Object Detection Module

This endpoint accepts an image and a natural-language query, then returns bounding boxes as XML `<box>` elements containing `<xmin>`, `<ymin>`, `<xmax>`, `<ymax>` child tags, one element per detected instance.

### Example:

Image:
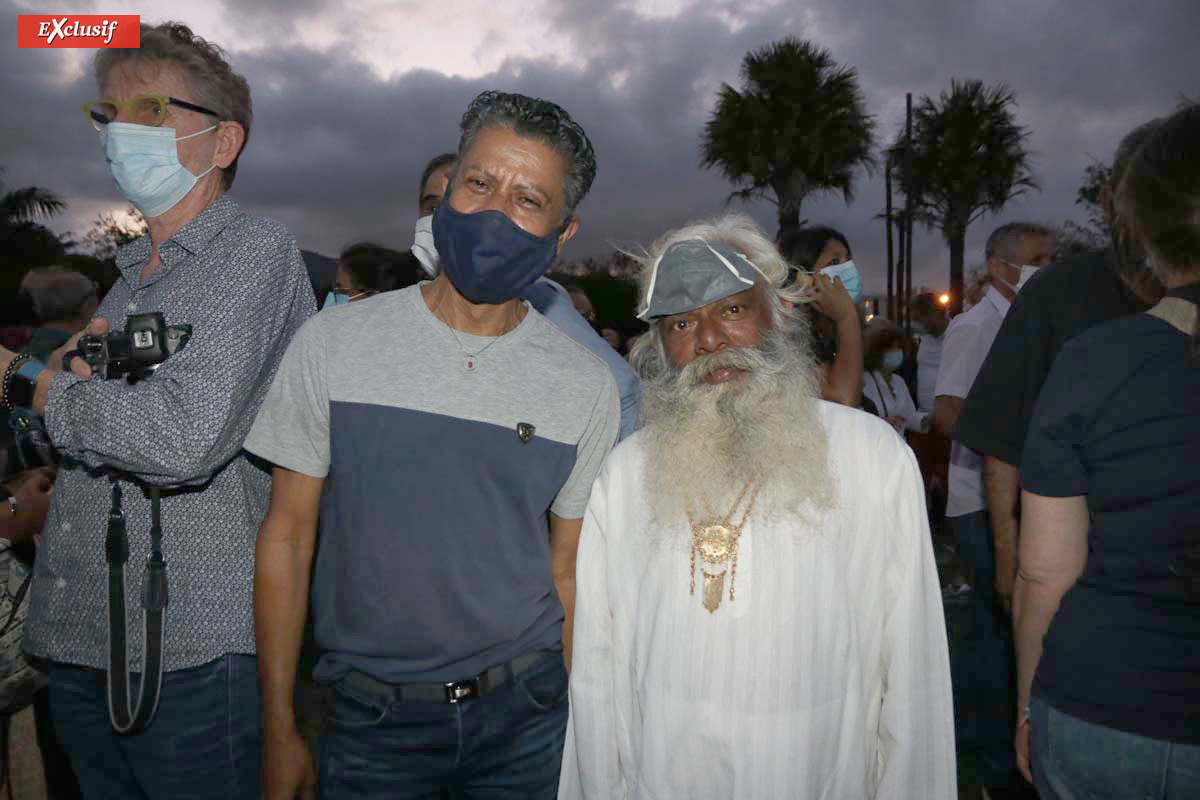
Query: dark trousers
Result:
<box><xmin>948</xmin><ymin>510</ymin><xmax>1017</xmax><ymax>783</ymax></box>
<box><xmin>319</xmin><ymin>648</ymin><xmax>568</xmax><ymax>799</ymax></box>
<box><xmin>48</xmin><ymin>654</ymin><xmax>261</xmax><ymax>800</ymax></box>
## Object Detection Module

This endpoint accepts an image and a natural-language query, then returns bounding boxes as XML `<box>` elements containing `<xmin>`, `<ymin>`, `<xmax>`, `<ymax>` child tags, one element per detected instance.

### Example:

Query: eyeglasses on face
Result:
<box><xmin>81</xmin><ymin>96</ymin><xmax>222</xmax><ymax>131</ymax></box>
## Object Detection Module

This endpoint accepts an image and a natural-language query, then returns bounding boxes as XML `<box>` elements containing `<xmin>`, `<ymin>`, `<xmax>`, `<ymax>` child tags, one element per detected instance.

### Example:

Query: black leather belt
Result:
<box><xmin>341</xmin><ymin>649</ymin><xmax>549</xmax><ymax>705</ymax></box>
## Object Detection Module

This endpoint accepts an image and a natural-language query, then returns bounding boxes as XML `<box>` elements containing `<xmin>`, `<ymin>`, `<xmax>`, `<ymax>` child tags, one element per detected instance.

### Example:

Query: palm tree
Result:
<box><xmin>888</xmin><ymin>79</ymin><xmax>1037</xmax><ymax>314</ymax></box>
<box><xmin>701</xmin><ymin>37</ymin><xmax>876</xmax><ymax>240</ymax></box>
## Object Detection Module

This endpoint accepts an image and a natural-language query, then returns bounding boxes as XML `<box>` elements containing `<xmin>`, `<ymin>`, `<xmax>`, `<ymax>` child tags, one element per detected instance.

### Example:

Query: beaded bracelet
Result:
<box><xmin>1</xmin><ymin>352</ymin><xmax>31</xmax><ymax>412</ymax></box>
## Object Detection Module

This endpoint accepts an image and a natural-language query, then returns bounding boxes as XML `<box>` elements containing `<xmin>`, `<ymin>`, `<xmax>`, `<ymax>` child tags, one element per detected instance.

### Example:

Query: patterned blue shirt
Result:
<box><xmin>25</xmin><ymin>196</ymin><xmax>315</xmax><ymax>671</ymax></box>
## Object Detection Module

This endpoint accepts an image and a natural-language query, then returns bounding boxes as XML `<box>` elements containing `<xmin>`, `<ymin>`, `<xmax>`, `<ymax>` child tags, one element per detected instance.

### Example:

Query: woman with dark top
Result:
<box><xmin>1014</xmin><ymin>103</ymin><xmax>1200</xmax><ymax>798</ymax></box>
<box><xmin>778</xmin><ymin>226</ymin><xmax>864</xmax><ymax>407</ymax></box>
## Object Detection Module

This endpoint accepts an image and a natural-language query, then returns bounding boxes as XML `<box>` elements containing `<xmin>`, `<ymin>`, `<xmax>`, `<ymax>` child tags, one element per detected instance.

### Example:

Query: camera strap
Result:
<box><xmin>105</xmin><ymin>481</ymin><xmax>168</xmax><ymax>735</ymax></box>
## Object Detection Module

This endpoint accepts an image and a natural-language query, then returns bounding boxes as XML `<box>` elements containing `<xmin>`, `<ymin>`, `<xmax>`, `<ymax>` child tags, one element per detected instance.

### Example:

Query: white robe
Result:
<box><xmin>559</xmin><ymin>401</ymin><xmax>956</xmax><ymax>800</ymax></box>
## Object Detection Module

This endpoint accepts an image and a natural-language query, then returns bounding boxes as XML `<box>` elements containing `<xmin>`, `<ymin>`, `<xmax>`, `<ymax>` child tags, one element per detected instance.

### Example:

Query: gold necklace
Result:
<box><xmin>686</xmin><ymin>485</ymin><xmax>759</xmax><ymax>613</ymax></box>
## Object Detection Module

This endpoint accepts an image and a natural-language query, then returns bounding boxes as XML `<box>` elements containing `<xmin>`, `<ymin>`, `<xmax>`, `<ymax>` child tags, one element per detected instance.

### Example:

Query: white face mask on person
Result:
<box><xmin>997</xmin><ymin>259</ymin><xmax>1040</xmax><ymax>294</ymax></box>
<box><xmin>412</xmin><ymin>215</ymin><xmax>439</xmax><ymax>276</ymax></box>
<box><xmin>882</xmin><ymin>349</ymin><xmax>904</xmax><ymax>371</ymax></box>
<box><xmin>101</xmin><ymin>122</ymin><xmax>218</xmax><ymax>217</ymax></box>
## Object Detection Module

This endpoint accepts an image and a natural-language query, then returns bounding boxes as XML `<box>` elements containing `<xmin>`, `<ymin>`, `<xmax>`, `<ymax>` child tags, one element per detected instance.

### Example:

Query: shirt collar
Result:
<box><xmin>115</xmin><ymin>196</ymin><xmax>241</xmax><ymax>282</ymax></box>
<box><xmin>983</xmin><ymin>284</ymin><xmax>1011</xmax><ymax>316</ymax></box>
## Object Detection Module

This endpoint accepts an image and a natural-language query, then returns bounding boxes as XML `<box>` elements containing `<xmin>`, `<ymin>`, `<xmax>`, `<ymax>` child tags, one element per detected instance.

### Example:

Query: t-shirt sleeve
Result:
<box><xmin>955</xmin><ymin>283</ymin><xmax>1053</xmax><ymax>465</ymax></box>
<box><xmin>933</xmin><ymin>316</ymin><xmax>984</xmax><ymax>400</ymax></box>
<box><xmin>550</xmin><ymin>371</ymin><xmax>620</xmax><ymax>519</ymax></box>
<box><xmin>1019</xmin><ymin>340</ymin><xmax>1090</xmax><ymax>498</ymax></box>
<box><xmin>243</xmin><ymin>313</ymin><xmax>330</xmax><ymax>477</ymax></box>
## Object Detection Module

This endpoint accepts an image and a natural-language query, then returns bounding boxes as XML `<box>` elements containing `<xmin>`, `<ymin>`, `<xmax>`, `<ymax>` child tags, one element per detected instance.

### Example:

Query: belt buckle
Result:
<box><xmin>444</xmin><ymin>678</ymin><xmax>481</xmax><ymax>704</ymax></box>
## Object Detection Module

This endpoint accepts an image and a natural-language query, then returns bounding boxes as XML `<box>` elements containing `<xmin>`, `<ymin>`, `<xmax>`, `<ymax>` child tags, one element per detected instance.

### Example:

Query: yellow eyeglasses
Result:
<box><xmin>81</xmin><ymin>96</ymin><xmax>222</xmax><ymax>131</ymax></box>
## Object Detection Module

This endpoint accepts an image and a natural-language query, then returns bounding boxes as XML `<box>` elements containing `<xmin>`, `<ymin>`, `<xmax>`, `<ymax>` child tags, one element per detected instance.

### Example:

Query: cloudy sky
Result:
<box><xmin>3</xmin><ymin>0</ymin><xmax>1197</xmax><ymax>295</ymax></box>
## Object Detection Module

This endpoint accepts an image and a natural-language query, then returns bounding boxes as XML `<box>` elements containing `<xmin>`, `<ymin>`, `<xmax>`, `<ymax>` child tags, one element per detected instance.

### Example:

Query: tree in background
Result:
<box><xmin>0</xmin><ymin>170</ymin><xmax>69</xmax><ymax>296</ymax></box>
<box><xmin>889</xmin><ymin>79</ymin><xmax>1037</xmax><ymax>314</ymax></box>
<box><xmin>701</xmin><ymin>37</ymin><xmax>876</xmax><ymax>241</ymax></box>
<box><xmin>84</xmin><ymin>206</ymin><xmax>148</xmax><ymax>261</ymax></box>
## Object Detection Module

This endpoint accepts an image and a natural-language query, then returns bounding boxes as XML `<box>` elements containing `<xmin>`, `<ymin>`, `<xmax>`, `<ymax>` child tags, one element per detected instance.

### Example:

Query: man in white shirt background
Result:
<box><xmin>559</xmin><ymin>214</ymin><xmax>955</xmax><ymax>800</ymax></box>
<box><xmin>932</xmin><ymin>221</ymin><xmax>1055</xmax><ymax>799</ymax></box>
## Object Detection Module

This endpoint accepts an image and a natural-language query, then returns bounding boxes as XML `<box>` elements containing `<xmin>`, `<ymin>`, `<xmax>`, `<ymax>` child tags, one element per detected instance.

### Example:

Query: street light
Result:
<box><xmin>938</xmin><ymin>293</ymin><xmax>950</xmax><ymax>306</ymax></box>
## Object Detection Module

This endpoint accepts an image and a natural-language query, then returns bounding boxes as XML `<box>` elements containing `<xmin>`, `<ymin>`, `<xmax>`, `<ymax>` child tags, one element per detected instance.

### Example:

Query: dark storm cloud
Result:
<box><xmin>3</xmin><ymin>0</ymin><xmax>1197</xmax><ymax>298</ymax></box>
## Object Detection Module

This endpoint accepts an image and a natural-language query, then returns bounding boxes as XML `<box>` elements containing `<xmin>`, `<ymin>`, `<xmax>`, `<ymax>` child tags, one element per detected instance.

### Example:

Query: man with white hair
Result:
<box><xmin>559</xmin><ymin>215</ymin><xmax>956</xmax><ymax>799</ymax></box>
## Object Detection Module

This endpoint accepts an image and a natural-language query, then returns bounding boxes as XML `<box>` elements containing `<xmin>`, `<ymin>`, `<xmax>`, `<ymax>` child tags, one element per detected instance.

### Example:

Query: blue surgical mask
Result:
<box><xmin>432</xmin><ymin>201</ymin><xmax>560</xmax><ymax>304</ymax></box>
<box><xmin>101</xmin><ymin>122</ymin><xmax>217</xmax><ymax>218</ymax></box>
<box><xmin>819</xmin><ymin>259</ymin><xmax>862</xmax><ymax>304</ymax></box>
<box><xmin>882</xmin><ymin>349</ymin><xmax>904</xmax><ymax>371</ymax></box>
<box><xmin>321</xmin><ymin>289</ymin><xmax>365</xmax><ymax>310</ymax></box>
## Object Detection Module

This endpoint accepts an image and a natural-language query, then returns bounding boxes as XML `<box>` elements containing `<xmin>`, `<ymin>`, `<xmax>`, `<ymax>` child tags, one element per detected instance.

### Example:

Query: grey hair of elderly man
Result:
<box><xmin>93</xmin><ymin>21</ymin><xmax>252</xmax><ymax>191</ymax></box>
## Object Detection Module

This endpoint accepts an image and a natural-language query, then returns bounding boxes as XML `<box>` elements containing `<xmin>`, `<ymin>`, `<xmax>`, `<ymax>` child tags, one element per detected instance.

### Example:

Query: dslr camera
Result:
<box><xmin>71</xmin><ymin>312</ymin><xmax>192</xmax><ymax>382</ymax></box>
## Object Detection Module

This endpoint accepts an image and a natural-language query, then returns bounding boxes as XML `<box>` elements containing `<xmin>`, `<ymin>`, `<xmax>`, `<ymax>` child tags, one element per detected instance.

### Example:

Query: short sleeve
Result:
<box><xmin>243</xmin><ymin>313</ymin><xmax>330</xmax><ymax>477</ymax></box>
<box><xmin>550</xmin><ymin>372</ymin><xmax>620</xmax><ymax>519</ymax></box>
<box><xmin>1020</xmin><ymin>342</ymin><xmax>1091</xmax><ymax>498</ymax></box>
<box><xmin>955</xmin><ymin>280</ymin><xmax>1053</xmax><ymax>465</ymax></box>
<box><xmin>934</xmin><ymin>315</ymin><xmax>985</xmax><ymax>400</ymax></box>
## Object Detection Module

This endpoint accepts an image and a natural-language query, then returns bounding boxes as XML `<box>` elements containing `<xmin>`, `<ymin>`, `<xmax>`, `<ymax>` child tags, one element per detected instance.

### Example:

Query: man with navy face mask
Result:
<box><xmin>247</xmin><ymin>91</ymin><xmax>620</xmax><ymax>799</ymax></box>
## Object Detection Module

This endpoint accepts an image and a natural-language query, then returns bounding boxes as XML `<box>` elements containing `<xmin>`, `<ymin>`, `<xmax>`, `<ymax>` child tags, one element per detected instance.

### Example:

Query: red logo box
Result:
<box><xmin>17</xmin><ymin>15</ymin><xmax>140</xmax><ymax>48</ymax></box>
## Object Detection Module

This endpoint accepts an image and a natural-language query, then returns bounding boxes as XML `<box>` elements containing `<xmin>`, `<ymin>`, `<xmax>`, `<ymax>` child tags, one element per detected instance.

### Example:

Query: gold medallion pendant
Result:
<box><xmin>688</xmin><ymin>487</ymin><xmax>758</xmax><ymax>613</ymax></box>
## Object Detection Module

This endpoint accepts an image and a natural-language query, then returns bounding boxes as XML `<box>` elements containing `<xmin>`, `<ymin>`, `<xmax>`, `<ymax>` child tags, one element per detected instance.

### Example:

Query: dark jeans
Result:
<box><xmin>948</xmin><ymin>510</ymin><xmax>1016</xmax><ymax>783</ymax></box>
<box><xmin>1031</xmin><ymin>697</ymin><xmax>1200</xmax><ymax>799</ymax></box>
<box><xmin>48</xmin><ymin>654</ymin><xmax>261</xmax><ymax>800</ymax></box>
<box><xmin>319</xmin><ymin>648</ymin><xmax>568</xmax><ymax>799</ymax></box>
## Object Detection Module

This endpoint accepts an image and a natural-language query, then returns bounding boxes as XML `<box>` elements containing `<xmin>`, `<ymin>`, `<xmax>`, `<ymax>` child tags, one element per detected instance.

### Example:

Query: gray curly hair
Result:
<box><xmin>95</xmin><ymin>21</ymin><xmax>252</xmax><ymax>191</ymax></box>
<box><xmin>457</xmin><ymin>91</ymin><xmax>597</xmax><ymax>216</ymax></box>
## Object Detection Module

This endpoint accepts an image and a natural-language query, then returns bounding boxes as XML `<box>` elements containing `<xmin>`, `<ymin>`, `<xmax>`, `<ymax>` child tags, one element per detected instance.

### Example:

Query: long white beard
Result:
<box><xmin>636</xmin><ymin>322</ymin><xmax>835</xmax><ymax>542</ymax></box>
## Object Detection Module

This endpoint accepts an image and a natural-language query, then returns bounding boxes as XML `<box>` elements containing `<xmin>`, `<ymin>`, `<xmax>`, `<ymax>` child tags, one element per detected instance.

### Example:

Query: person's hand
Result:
<box><xmin>809</xmin><ymin>274</ymin><xmax>858</xmax><ymax>324</ymax></box>
<box><xmin>262</xmin><ymin>726</ymin><xmax>317</xmax><ymax>800</ymax></box>
<box><xmin>1015</xmin><ymin>713</ymin><xmax>1033</xmax><ymax>783</ymax></box>
<box><xmin>51</xmin><ymin>317</ymin><xmax>111</xmax><ymax>380</ymax></box>
<box><xmin>4</xmin><ymin>467</ymin><xmax>54</xmax><ymax>545</ymax></box>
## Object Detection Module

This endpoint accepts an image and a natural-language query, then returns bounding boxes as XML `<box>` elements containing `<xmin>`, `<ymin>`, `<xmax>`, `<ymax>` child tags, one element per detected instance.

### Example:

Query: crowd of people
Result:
<box><xmin>0</xmin><ymin>19</ymin><xmax>1196</xmax><ymax>800</ymax></box>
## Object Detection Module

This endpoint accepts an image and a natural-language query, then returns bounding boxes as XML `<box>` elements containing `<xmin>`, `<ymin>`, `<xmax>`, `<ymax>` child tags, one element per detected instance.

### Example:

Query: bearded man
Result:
<box><xmin>558</xmin><ymin>215</ymin><xmax>956</xmax><ymax>800</ymax></box>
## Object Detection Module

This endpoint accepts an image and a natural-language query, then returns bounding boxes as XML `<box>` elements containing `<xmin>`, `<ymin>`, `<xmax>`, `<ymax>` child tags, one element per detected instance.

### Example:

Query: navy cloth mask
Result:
<box><xmin>432</xmin><ymin>200</ymin><xmax>561</xmax><ymax>304</ymax></box>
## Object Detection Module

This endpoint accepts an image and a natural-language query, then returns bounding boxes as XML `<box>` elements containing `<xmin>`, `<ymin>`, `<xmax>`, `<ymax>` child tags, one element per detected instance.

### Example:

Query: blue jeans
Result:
<box><xmin>319</xmin><ymin>648</ymin><xmax>568</xmax><ymax>799</ymax></box>
<box><xmin>1031</xmin><ymin>697</ymin><xmax>1200</xmax><ymax>799</ymax></box>
<box><xmin>948</xmin><ymin>510</ymin><xmax>1016</xmax><ymax>782</ymax></box>
<box><xmin>48</xmin><ymin>654</ymin><xmax>261</xmax><ymax>800</ymax></box>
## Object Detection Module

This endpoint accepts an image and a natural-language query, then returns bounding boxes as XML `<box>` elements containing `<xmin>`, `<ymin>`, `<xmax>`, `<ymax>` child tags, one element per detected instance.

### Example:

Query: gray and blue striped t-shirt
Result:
<box><xmin>245</xmin><ymin>285</ymin><xmax>620</xmax><ymax>683</ymax></box>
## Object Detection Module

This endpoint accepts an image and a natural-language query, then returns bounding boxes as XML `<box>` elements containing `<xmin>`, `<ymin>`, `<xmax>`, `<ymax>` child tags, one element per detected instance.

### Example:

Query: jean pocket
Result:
<box><xmin>328</xmin><ymin>682</ymin><xmax>389</xmax><ymax>729</ymax></box>
<box><xmin>516</xmin><ymin>654</ymin><xmax>569</xmax><ymax>712</ymax></box>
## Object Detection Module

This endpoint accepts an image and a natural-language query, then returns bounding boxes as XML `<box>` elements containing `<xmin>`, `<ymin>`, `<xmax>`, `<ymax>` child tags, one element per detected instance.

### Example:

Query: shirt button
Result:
<box><xmin>55</xmin><ymin>578</ymin><xmax>67</xmax><ymax>589</ymax></box>
<box><xmin>61</xmin><ymin>522</ymin><xmax>72</xmax><ymax>532</ymax></box>
<box><xmin>127</xmin><ymin>301</ymin><xmax>137</xmax><ymax>312</ymax></box>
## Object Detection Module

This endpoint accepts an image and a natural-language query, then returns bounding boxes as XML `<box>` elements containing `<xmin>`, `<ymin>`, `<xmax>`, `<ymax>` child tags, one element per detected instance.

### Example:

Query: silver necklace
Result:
<box><xmin>447</xmin><ymin>325</ymin><xmax>503</xmax><ymax>371</ymax></box>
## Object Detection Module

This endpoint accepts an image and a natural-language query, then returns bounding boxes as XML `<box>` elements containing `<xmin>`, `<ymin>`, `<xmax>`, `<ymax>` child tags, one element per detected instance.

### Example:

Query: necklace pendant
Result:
<box><xmin>465</xmin><ymin>356</ymin><xmax>476</xmax><ymax>371</ymax></box>
<box><xmin>701</xmin><ymin>569</ymin><xmax>727</xmax><ymax>613</ymax></box>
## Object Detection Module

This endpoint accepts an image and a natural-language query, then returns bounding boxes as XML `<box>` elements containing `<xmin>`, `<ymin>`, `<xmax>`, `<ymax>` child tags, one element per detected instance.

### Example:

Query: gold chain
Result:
<box><xmin>686</xmin><ymin>485</ymin><xmax>759</xmax><ymax>611</ymax></box>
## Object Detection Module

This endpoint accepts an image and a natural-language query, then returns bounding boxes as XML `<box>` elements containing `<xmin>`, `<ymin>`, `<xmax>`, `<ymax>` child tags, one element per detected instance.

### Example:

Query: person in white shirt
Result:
<box><xmin>559</xmin><ymin>214</ymin><xmax>956</xmax><ymax>800</ymax></box>
<box><xmin>862</xmin><ymin>318</ymin><xmax>930</xmax><ymax>435</ymax></box>
<box><xmin>931</xmin><ymin>222</ymin><xmax>1055</xmax><ymax>796</ymax></box>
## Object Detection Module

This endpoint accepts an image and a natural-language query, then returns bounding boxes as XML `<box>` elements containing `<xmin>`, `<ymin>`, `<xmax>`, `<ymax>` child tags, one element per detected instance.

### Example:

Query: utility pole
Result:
<box><xmin>903</xmin><ymin>92</ymin><xmax>914</xmax><ymax>338</ymax></box>
<box><xmin>885</xmin><ymin>150</ymin><xmax>894</xmax><ymax>321</ymax></box>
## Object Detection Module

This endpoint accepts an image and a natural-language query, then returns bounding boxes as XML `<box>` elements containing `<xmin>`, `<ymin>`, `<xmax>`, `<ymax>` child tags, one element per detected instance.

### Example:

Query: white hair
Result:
<box><xmin>626</xmin><ymin>214</ymin><xmax>834</xmax><ymax>538</ymax></box>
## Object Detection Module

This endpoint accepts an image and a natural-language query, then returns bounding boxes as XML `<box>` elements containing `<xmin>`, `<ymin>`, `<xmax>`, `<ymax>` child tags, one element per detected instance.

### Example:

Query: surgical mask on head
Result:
<box><xmin>882</xmin><ymin>349</ymin><xmax>904</xmax><ymax>371</ymax></box>
<box><xmin>412</xmin><ymin>214</ymin><xmax>439</xmax><ymax>276</ymax></box>
<box><xmin>101</xmin><ymin>122</ymin><xmax>217</xmax><ymax>218</ymax></box>
<box><xmin>819</xmin><ymin>259</ymin><xmax>862</xmax><ymax>304</ymax></box>
<box><xmin>998</xmin><ymin>259</ymin><xmax>1040</xmax><ymax>294</ymax></box>
<box><xmin>432</xmin><ymin>201</ymin><xmax>561</xmax><ymax>304</ymax></box>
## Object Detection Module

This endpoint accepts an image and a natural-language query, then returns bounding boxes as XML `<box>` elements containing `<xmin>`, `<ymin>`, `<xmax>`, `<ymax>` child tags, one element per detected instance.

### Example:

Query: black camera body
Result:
<box><xmin>76</xmin><ymin>312</ymin><xmax>192</xmax><ymax>382</ymax></box>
